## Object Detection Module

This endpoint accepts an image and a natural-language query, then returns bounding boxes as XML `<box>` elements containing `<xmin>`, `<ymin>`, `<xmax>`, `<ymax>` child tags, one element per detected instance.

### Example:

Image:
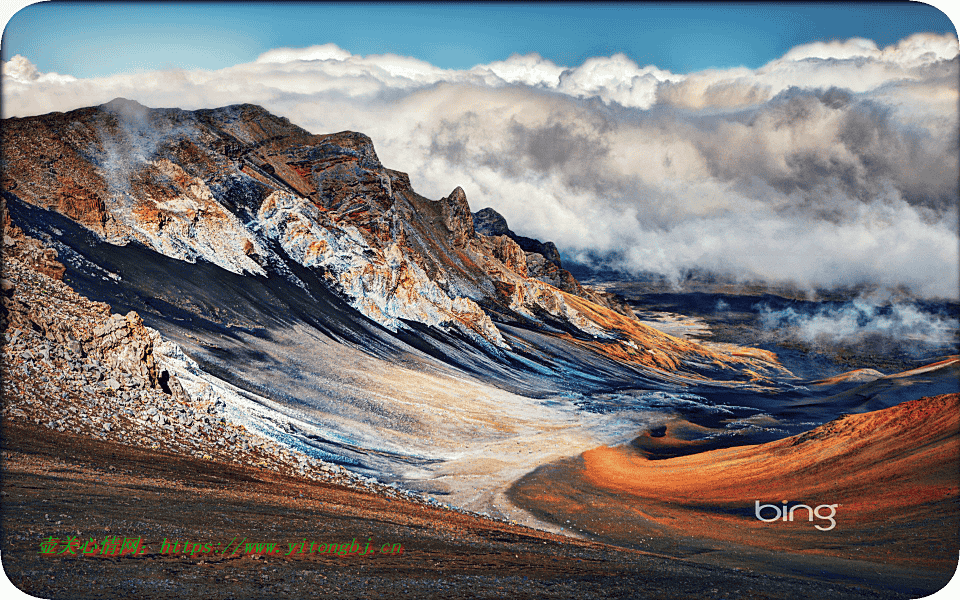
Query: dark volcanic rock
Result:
<box><xmin>472</xmin><ymin>206</ymin><xmax>513</xmax><ymax>237</ymax></box>
<box><xmin>473</xmin><ymin>206</ymin><xmax>561</xmax><ymax>267</ymax></box>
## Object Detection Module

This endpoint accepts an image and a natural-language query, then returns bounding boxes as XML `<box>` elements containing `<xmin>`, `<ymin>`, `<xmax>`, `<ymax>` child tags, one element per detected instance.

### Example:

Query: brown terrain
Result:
<box><xmin>510</xmin><ymin>392</ymin><xmax>959</xmax><ymax>594</ymax></box>
<box><xmin>2</xmin><ymin>417</ymin><xmax>942</xmax><ymax>600</ymax></box>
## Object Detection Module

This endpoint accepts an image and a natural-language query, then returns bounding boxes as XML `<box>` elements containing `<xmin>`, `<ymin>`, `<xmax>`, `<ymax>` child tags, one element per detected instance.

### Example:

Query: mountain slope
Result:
<box><xmin>510</xmin><ymin>392</ymin><xmax>960</xmax><ymax>574</ymax></box>
<box><xmin>2</xmin><ymin>98</ymin><xmax>788</xmax><ymax>391</ymax></box>
<box><xmin>2</xmin><ymin>100</ymin><xmax>813</xmax><ymax>498</ymax></box>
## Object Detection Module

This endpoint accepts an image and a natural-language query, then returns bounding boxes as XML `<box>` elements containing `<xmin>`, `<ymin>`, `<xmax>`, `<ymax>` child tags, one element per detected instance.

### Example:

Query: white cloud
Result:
<box><xmin>557</xmin><ymin>53</ymin><xmax>682</xmax><ymax>109</ymax></box>
<box><xmin>881</xmin><ymin>31</ymin><xmax>960</xmax><ymax>66</ymax></box>
<box><xmin>254</xmin><ymin>43</ymin><xmax>353</xmax><ymax>63</ymax></box>
<box><xmin>757</xmin><ymin>296</ymin><xmax>959</xmax><ymax>347</ymax></box>
<box><xmin>469</xmin><ymin>53</ymin><xmax>565</xmax><ymax>87</ymax></box>
<box><xmin>780</xmin><ymin>37</ymin><xmax>883</xmax><ymax>62</ymax></box>
<box><xmin>1</xmin><ymin>54</ymin><xmax>76</xmax><ymax>84</ymax></box>
<box><xmin>3</xmin><ymin>33</ymin><xmax>958</xmax><ymax>298</ymax></box>
<box><xmin>777</xmin><ymin>32</ymin><xmax>958</xmax><ymax>67</ymax></box>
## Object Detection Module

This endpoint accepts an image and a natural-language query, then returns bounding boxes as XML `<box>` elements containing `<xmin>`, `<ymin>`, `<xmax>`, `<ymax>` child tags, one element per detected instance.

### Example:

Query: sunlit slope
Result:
<box><xmin>510</xmin><ymin>389</ymin><xmax>959</xmax><ymax>570</ymax></box>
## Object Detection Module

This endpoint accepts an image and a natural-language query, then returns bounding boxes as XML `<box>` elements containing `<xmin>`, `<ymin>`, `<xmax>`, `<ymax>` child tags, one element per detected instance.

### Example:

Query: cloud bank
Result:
<box><xmin>3</xmin><ymin>33</ymin><xmax>958</xmax><ymax>298</ymax></box>
<box><xmin>756</xmin><ymin>297</ymin><xmax>958</xmax><ymax>348</ymax></box>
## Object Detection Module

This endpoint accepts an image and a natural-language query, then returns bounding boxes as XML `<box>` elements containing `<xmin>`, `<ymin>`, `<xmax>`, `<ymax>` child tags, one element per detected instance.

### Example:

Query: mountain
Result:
<box><xmin>2</xmin><ymin>99</ymin><xmax>788</xmax><ymax>389</ymax></box>
<box><xmin>0</xmin><ymin>98</ymin><xmax>805</xmax><ymax>490</ymax></box>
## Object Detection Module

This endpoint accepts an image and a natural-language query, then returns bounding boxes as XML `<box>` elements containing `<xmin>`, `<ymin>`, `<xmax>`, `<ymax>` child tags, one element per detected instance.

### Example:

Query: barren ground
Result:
<box><xmin>0</xmin><ymin>419</ymin><xmax>923</xmax><ymax>600</ymax></box>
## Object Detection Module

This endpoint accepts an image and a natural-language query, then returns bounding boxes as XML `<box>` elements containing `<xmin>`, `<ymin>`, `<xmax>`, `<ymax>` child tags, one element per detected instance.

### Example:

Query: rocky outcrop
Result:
<box><xmin>55</xmin><ymin>176</ymin><xmax>107</xmax><ymax>229</ymax></box>
<box><xmin>441</xmin><ymin>186</ymin><xmax>476</xmax><ymax>246</ymax></box>
<box><xmin>2</xmin><ymin>199</ymin><xmax>65</xmax><ymax>281</ymax></box>
<box><xmin>484</xmin><ymin>235</ymin><xmax>528</xmax><ymax>278</ymax></box>
<box><xmin>473</xmin><ymin>207</ymin><xmax>561</xmax><ymax>266</ymax></box>
<box><xmin>472</xmin><ymin>206</ymin><xmax>638</xmax><ymax>321</ymax></box>
<box><xmin>86</xmin><ymin>311</ymin><xmax>177</xmax><ymax>397</ymax></box>
<box><xmin>2</xmin><ymin>198</ymin><xmax>177</xmax><ymax>399</ymax></box>
<box><xmin>257</xmin><ymin>189</ymin><xmax>507</xmax><ymax>348</ymax></box>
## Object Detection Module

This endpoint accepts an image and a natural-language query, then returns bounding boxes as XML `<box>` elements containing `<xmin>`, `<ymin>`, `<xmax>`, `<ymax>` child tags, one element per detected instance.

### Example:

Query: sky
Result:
<box><xmin>1</xmin><ymin>2</ymin><xmax>959</xmax><ymax>299</ymax></box>
<box><xmin>2</xmin><ymin>2</ymin><xmax>957</xmax><ymax>76</ymax></box>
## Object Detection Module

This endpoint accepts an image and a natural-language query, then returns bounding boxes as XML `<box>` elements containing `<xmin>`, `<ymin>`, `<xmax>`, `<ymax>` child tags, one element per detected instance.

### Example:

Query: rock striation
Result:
<box><xmin>0</xmin><ymin>198</ymin><xmax>457</xmax><ymax>504</ymax></box>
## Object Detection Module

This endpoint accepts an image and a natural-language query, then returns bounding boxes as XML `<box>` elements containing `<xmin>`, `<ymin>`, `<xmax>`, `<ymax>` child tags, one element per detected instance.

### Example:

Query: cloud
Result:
<box><xmin>3</xmin><ymin>33</ymin><xmax>958</xmax><ymax>298</ymax></box>
<box><xmin>557</xmin><ymin>53</ymin><xmax>681</xmax><ymax>108</ymax></box>
<box><xmin>254</xmin><ymin>43</ymin><xmax>353</xmax><ymax>63</ymax></box>
<box><xmin>1</xmin><ymin>54</ymin><xmax>76</xmax><ymax>84</ymax></box>
<box><xmin>781</xmin><ymin>37</ymin><xmax>884</xmax><ymax>61</ymax></box>
<box><xmin>780</xmin><ymin>32</ymin><xmax>959</xmax><ymax>67</ymax></box>
<box><xmin>469</xmin><ymin>53</ymin><xmax>565</xmax><ymax>87</ymax></box>
<box><xmin>756</xmin><ymin>296</ymin><xmax>959</xmax><ymax>348</ymax></box>
<box><xmin>655</xmin><ymin>69</ymin><xmax>770</xmax><ymax>110</ymax></box>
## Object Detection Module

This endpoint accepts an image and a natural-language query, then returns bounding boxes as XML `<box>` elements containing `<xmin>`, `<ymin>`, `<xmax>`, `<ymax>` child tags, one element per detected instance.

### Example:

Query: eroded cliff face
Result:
<box><xmin>2</xmin><ymin>99</ymin><xmax>786</xmax><ymax>383</ymax></box>
<box><xmin>472</xmin><ymin>206</ymin><xmax>640</xmax><ymax>320</ymax></box>
<box><xmin>1</xmin><ymin>199</ymin><xmax>181</xmax><ymax>401</ymax></box>
<box><xmin>1</xmin><ymin>196</ymin><xmax>407</xmax><ymax>488</ymax></box>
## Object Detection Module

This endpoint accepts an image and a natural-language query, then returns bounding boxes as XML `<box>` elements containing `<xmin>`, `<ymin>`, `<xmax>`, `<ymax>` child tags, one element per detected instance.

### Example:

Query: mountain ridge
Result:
<box><xmin>2</xmin><ymin>98</ymin><xmax>788</xmax><ymax>387</ymax></box>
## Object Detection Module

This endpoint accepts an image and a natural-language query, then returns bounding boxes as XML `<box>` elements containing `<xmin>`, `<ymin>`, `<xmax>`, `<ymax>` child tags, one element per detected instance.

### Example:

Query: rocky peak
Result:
<box><xmin>473</xmin><ymin>207</ymin><xmax>513</xmax><ymax>237</ymax></box>
<box><xmin>472</xmin><ymin>206</ymin><xmax>562</xmax><ymax>268</ymax></box>
<box><xmin>100</xmin><ymin>97</ymin><xmax>148</xmax><ymax>112</ymax></box>
<box><xmin>440</xmin><ymin>186</ymin><xmax>476</xmax><ymax>246</ymax></box>
<box><xmin>316</xmin><ymin>131</ymin><xmax>383</xmax><ymax>171</ymax></box>
<box><xmin>196</xmin><ymin>103</ymin><xmax>313</xmax><ymax>145</ymax></box>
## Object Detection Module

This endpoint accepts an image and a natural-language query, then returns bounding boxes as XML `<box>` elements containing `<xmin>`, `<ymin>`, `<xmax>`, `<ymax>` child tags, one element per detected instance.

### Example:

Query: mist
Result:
<box><xmin>756</xmin><ymin>297</ymin><xmax>959</xmax><ymax>349</ymax></box>
<box><xmin>3</xmin><ymin>33</ymin><xmax>958</xmax><ymax>298</ymax></box>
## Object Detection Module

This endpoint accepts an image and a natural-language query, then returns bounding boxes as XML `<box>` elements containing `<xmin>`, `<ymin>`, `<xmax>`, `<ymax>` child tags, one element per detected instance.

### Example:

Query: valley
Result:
<box><xmin>2</xmin><ymin>99</ymin><xmax>957</xmax><ymax>598</ymax></box>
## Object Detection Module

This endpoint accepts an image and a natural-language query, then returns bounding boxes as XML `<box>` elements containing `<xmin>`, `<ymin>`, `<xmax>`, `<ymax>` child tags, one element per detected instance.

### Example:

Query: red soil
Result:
<box><xmin>511</xmin><ymin>394</ymin><xmax>959</xmax><ymax>573</ymax></box>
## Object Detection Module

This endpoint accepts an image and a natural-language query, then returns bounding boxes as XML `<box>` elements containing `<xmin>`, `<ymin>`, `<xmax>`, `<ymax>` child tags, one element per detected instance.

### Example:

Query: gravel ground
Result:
<box><xmin>0</xmin><ymin>420</ymin><xmax>909</xmax><ymax>600</ymax></box>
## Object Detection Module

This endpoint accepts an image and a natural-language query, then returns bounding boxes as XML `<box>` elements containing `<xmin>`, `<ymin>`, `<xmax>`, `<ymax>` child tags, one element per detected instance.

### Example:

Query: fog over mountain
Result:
<box><xmin>4</xmin><ymin>32</ymin><xmax>957</xmax><ymax>297</ymax></box>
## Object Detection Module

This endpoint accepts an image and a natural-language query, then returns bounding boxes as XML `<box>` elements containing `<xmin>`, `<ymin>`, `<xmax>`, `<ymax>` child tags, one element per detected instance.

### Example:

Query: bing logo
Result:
<box><xmin>755</xmin><ymin>500</ymin><xmax>838</xmax><ymax>531</ymax></box>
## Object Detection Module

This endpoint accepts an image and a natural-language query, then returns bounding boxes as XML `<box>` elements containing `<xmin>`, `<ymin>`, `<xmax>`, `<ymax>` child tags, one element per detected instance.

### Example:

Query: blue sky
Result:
<box><xmin>2</xmin><ymin>1</ymin><xmax>956</xmax><ymax>76</ymax></box>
